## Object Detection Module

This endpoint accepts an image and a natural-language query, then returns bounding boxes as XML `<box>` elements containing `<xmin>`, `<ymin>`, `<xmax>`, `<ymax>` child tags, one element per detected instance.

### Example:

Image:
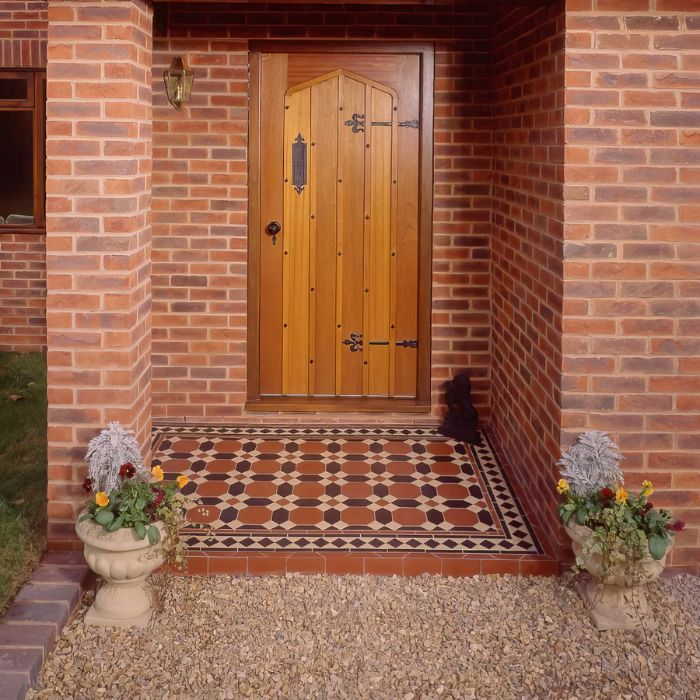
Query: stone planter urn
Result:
<box><xmin>76</xmin><ymin>516</ymin><xmax>166</xmax><ymax>627</ymax></box>
<box><xmin>565</xmin><ymin>520</ymin><xmax>666</xmax><ymax>631</ymax></box>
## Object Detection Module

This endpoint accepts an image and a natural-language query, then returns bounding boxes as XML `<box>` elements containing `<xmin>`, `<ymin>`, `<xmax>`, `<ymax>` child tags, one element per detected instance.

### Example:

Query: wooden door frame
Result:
<box><xmin>247</xmin><ymin>41</ymin><xmax>434</xmax><ymax>413</ymax></box>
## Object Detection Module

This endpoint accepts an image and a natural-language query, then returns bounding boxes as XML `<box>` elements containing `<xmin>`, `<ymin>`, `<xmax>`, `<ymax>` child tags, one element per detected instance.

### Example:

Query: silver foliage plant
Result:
<box><xmin>557</xmin><ymin>431</ymin><xmax>624</xmax><ymax>497</ymax></box>
<box><xmin>85</xmin><ymin>421</ymin><xmax>148</xmax><ymax>494</ymax></box>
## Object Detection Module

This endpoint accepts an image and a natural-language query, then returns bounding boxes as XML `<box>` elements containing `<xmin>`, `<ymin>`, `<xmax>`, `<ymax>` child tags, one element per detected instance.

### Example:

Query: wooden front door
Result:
<box><xmin>249</xmin><ymin>47</ymin><xmax>433</xmax><ymax>408</ymax></box>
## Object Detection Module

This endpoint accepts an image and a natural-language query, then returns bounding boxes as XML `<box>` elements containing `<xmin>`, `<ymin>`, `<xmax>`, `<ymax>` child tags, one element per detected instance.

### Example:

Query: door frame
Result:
<box><xmin>246</xmin><ymin>41</ymin><xmax>434</xmax><ymax>412</ymax></box>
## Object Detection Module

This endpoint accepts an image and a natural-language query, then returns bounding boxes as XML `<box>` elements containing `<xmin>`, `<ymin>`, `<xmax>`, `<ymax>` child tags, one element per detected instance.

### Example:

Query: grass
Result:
<box><xmin>0</xmin><ymin>352</ymin><xmax>47</xmax><ymax>613</ymax></box>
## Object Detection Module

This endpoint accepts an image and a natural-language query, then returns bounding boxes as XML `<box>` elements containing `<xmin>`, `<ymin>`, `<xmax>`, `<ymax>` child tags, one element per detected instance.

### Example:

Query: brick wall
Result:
<box><xmin>45</xmin><ymin>0</ymin><xmax>153</xmax><ymax>547</ymax></box>
<box><xmin>562</xmin><ymin>0</ymin><xmax>700</xmax><ymax>573</ymax></box>
<box><xmin>491</xmin><ymin>3</ymin><xmax>566</xmax><ymax>557</ymax></box>
<box><xmin>0</xmin><ymin>233</ymin><xmax>46</xmax><ymax>350</ymax></box>
<box><xmin>151</xmin><ymin>2</ymin><xmax>495</xmax><ymax>422</ymax></box>
<box><xmin>0</xmin><ymin>0</ymin><xmax>47</xmax><ymax>66</ymax></box>
<box><xmin>0</xmin><ymin>0</ymin><xmax>48</xmax><ymax>351</ymax></box>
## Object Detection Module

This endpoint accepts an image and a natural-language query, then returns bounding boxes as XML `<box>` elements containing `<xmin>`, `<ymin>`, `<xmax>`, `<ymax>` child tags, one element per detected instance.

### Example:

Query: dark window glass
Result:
<box><xmin>0</xmin><ymin>78</ymin><xmax>29</xmax><ymax>101</ymax></box>
<box><xmin>0</xmin><ymin>111</ymin><xmax>34</xmax><ymax>224</ymax></box>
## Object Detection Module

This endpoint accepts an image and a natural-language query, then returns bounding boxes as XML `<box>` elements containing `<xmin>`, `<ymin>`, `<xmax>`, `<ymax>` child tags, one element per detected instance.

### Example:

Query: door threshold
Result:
<box><xmin>246</xmin><ymin>397</ymin><xmax>431</xmax><ymax>413</ymax></box>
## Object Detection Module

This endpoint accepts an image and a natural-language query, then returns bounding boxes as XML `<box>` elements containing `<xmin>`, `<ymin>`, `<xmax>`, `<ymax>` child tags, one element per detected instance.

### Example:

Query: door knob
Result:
<box><xmin>266</xmin><ymin>221</ymin><xmax>281</xmax><ymax>236</ymax></box>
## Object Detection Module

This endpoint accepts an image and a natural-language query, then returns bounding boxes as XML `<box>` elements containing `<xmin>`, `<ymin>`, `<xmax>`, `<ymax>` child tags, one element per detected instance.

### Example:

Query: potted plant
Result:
<box><xmin>556</xmin><ymin>432</ymin><xmax>685</xmax><ymax>631</ymax></box>
<box><xmin>76</xmin><ymin>422</ymin><xmax>190</xmax><ymax>627</ymax></box>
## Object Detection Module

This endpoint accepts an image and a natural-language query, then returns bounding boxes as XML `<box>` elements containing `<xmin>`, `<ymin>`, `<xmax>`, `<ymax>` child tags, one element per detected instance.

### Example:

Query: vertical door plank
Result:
<box><xmin>310</xmin><ymin>76</ymin><xmax>339</xmax><ymax>395</ymax></box>
<box><xmin>394</xmin><ymin>54</ymin><xmax>420</xmax><ymax>397</ymax></box>
<box><xmin>366</xmin><ymin>87</ymin><xmax>393</xmax><ymax>396</ymax></box>
<box><xmin>282</xmin><ymin>86</ymin><xmax>311</xmax><ymax>395</ymax></box>
<box><xmin>259</xmin><ymin>53</ymin><xmax>288</xmax><ymax>395</ymax></box>
<box><xmin>336</xmin><ymin>77</ymin><xmax>366</xmax><ymax>396</ymax></box>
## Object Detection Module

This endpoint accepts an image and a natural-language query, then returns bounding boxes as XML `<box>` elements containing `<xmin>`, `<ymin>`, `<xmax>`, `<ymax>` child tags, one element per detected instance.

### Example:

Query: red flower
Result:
<box><xmin>666</xmin><ymin>520</ymin><xmax>685</xmax><ymax>532</ymax></box>
<box><xmin>641</xmin><ymin>502</ymin><xmax>653</xmax><ymax>515</ymax></box>
<box><xmin>599</xmin><ymin>487</ymin><xmax>615</xmax><ymax>502</ymax></box>
<box><xmin>150</xmin><ymin>486</ymin><xmax>165</xmax><ymax>508</ymax></box>
<box><xmin>119</xmin><ymin>463</ymin><xmax>136</xmax><ymax>479</ymax></box>
<box><xmin>82</xmin><ymin>477</ymin><xmax>93</xmax><ymax>493</ymax></box>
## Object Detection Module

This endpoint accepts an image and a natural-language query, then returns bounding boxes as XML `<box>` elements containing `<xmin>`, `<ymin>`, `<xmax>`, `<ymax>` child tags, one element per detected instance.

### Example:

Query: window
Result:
<box><xmin>0</xmin><ymin>70</ymin><xmax>46</xmax><ymax>229</ymax></box>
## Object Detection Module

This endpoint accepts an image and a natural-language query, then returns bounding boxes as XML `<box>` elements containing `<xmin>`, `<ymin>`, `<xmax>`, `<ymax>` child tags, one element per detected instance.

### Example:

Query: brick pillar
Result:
<box><xmin>45</xmin><ymin>0</ymin><xmax>153</xmax><ymax>547</ymax></box>
<box><xmin>562</xmin><ymin>0</ymin><xmax>700</xmax><ymax>572</ymax></box>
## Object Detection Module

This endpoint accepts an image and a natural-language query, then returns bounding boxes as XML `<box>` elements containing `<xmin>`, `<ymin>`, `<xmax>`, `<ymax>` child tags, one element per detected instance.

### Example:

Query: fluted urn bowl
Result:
<box><xmin>565</xmin><ymin>520</ymin><xmax>666</xmax><ymax>631</ymax></box>
<box><xmin>76</xmin><ymin>515</ymin><xmax>165</xmax><ymax>627</ymax></box>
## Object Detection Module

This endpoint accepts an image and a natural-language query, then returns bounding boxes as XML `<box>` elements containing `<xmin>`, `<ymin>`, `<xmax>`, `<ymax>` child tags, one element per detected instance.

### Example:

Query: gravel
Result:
<box><xmin>28</xmin><ymin>573</ymin><xmax>700</xmax><ymax>699</ymax></box>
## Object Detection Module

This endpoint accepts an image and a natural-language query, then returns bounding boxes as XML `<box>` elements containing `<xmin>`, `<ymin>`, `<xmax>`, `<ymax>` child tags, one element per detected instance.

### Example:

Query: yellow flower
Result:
<box><xmin>176</xmin><ymin>475</ymin><xmax>190</xmax><ymax>489</ymax></box>
<box><xmin>556</xmin><ymin>479</ymin><xmax>570</xmax><ymax>495</ymax></box>
<box><xmin>95</xmin><ymin>492</ymin><xmax>109</xmax><ymax>508</ymax></box>
<box><xmin>641</xmin><ymin>480</ymin><xmax>654</xmax><ymax>497</ymax></box>
<box><xmin>615</xmin><ymin>487</ymin><xmax>628</xmax><ymax>504</ymax></box>
<box><xmin>151</xmin><ymin>465</ymin><xmax>164</xmax><ymax>482</ymax></box>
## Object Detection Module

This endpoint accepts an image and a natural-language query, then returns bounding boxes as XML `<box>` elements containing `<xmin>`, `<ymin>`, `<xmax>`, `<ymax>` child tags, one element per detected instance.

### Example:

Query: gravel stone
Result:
<box><xmin>27</xmin><ymin>573</ymin><xmax>700</xmax><ymax>699</ymax></box>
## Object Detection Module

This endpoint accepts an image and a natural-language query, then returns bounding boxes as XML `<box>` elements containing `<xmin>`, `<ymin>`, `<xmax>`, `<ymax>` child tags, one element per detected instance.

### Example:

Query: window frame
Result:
<box><xmin>0</xmin><ymin>68</ymin><xmax>46</xmax><ymax>232</ymax></box>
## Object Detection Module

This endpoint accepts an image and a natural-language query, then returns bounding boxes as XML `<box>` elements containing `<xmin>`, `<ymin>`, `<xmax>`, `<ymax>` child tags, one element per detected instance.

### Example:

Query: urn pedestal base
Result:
<box><xmin>565</xmin><ymin>521</ymin><xmax>666</xmax><ymax>632</ymax></box>
<box><xmin>76</xmin><ymin>517</ymin><xmax>165</xmax><ymax>628</ymax></box>
<box><xmin>574</xmin><ymin>578</ymin><xmax>658</xmax><ymax>631</ymax></box>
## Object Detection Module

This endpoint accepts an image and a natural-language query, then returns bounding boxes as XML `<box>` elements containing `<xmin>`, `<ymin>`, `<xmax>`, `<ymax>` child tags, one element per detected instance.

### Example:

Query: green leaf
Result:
<box><xmin>134</xmin><ymin>521</ymin><xmax>146</xmax><ymax>540</ymax></box>
<box><xmin>147</xmin><ymin>525</ymin><xmax>160</xmax><ymax>545</ymax></box>
<box><xmin>575</xmin><ymin>507</ymin><xmax>588</xmax><ymax>526</ymax></box>
<box><xmin>78</xmin><ymin>513</ymin><xmax>92</xmax><ymax>523</ymax></box>
<box><xmin>95</xmin><ymin>509</ymin><xmax>114</xmax><ymax>526</ymax></box>
<box><xmin>649</xmin><ymin>534</ymin><xmax>668</xmax><ymax>560</ymax></box>
<box><xmin>106</xmin><ymin>515</ymin><xmax>124</xmax><ymax>533</ymax></box>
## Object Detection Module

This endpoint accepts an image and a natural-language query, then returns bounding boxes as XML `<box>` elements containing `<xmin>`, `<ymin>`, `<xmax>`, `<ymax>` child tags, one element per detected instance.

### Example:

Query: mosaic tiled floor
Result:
<box><xmin>152</xmin><ymin>426</ymin><xmax>541</xmax><ymax>556</ymax></box>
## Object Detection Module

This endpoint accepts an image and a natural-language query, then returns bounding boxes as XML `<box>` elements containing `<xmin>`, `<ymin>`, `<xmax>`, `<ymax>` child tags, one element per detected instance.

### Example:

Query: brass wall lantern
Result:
<box><xmin>163</xmin><ymin>57</ymin><xmax>194</xmax><ymax>110</ymax></box>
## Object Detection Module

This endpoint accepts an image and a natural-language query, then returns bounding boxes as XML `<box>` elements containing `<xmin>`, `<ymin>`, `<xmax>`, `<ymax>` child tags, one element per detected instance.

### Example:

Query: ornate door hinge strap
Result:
<box><xmin>342</xmin><ymin>332</ymin><xmax>363</xmax><ymax>352</ymax></box>
<box><xmin>291</xmin><ymin>133</ymin><xmax>307</xmax><ymax>194</ymax></box>
<box><xmin>369</xmin><ymin>119</ymin><xmax>420</xmax><ymax>129</ymax></box>
<box><xmin>343</xmin><ymin>113</ymin><xmax>365</xmax><ymax>133</ymax></box>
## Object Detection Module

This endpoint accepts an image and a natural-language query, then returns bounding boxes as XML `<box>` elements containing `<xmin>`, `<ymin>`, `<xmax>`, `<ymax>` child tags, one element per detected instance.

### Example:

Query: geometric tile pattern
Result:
<box><xmin>152</xmin><ymin>426</ymin><xmax>540</xmax><ymax>555</ymax></box>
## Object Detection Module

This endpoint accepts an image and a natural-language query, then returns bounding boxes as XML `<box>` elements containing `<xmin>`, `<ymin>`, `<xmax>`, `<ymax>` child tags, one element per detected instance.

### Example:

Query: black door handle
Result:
<box><xmin>266</xmin><ymin>221</ymin><xmax>281</xmax><ymax>236</ymax></box>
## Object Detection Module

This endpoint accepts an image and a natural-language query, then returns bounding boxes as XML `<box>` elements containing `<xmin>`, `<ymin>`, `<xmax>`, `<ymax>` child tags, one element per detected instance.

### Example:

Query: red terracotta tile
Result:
<box><xmin>296</xmin><ymin>460</ymin><xmax>325</xmax><ymax>475</ymax></box>
<box><xmin>159</xmin><ymin>459</ymin><xmax>192</xmax><ymax>472</ymax></box>
<box><xmin>169</xmin><ymin>439</ymin><xmax>200</xmax><ymax>452</ymax></box>
<box><xmin>364</xmin><ymin>557</ymin><xmax>403</xmax><ymax>576</ymax></box>
<box><xmin>436</xmin><ymin>484</ymin><xmax>469</xmax><ymax>499</ymax></box>
<box><xmin>441</xmin><ymin>558</ymin><xmax>482</xmax><ymax>577</ymax></box>
<box><xmin>519</xmin><ymin>559</ymin><xmax>560</xmax><ymax>577</ymax></box>
<box><xmin>290</xmin><ymin>507</ymin><xmax>324</xmax><ymax>525</ymax></box>
<box><xmin>341</xmin><ymin>441</ymin><xmax>369</xmax><ymax>454</ymax></box>
<box><xmin>292</xmin><ymin>482</ymin><xmax>325</xmax><ymax>498</ymax></box>
<box><xmin>388</xmin><ymin>483</ymin><xmax>421</xmax><ymax>498</ymax></box>
<box><xmin>238</xmin><ymin>506</ymin><xmax>271</xmax><ymax>525</ymax></box>
<box><xmin>481</xmin><ymin>559</ymin><xmax>520</xmax><ymax>576</ymax></box>
<box><xmin>184</xmin><ymin>556</ymin><xmax>209</xmax><ymax>575</ymax></box>
<box><xmin>341</xmin><ymin>461</ymin><xmax>372</xmax><ymax>475</ymax></box>
<box><xmin>216</xmin><ymin>440</ymin><xmax>242</xmax><ymax>452</ymax></box>
<box><xmin>340</xmin><ymin>482</ymin><xmax>373</xmax><ymax>498</ymax></box>
<box><xmin>197</xmin><ymin>481</ymin><xmax>229</xmax><ymax>497</ymax></box>
<box><xmin>325</xmin><ymin>555</ymin><xmax>365</xmax><ymax>575</ymax></box>
<box><xmin>343</xmin><ymin>507</ymin><xmax>374</xmax><ymax>525</ymax></box>
<box><xmin>426</xmin><ymin>442</ymin><xmax>454</xmax><ymax>456</ymax></box>
<box><xmin>443</xmin><ymin>509</ymin><xmax>478</xmax><ymax>526</ymax></box>
<box><xmin>247</xmin><ymin>555</ymin><xmax>287</xmax><ymax>575</ymax></box>
<box><xmin>383</xmin><ymin>441</ymin><xmax>412</xmax><ymax>454</ymax></box>
<box><xmin>299</xmin><ymin>441</ymin><xmax>327</xmax><ymax>454</ymax></box>
<box><xmin>208</xmin><ymin>556</ymin><xmax>248</xmax><ymax>575</ymax></box>
<box><xmin>187</xmin><ymin>505</ymin><xmax>221</xmax><ymax>524</ymax></box>
<box><xmin>249</xmin><ymin>460</ymin><xmax>280</xmax><ymax>474</ymax></box>
<box><xmin>286</xmin><ymin>555</ymin><xmax>325</xmax><ymax>574</ymax></box>
<box><xmin>245</xmin><ymin>481</ymin><xmax>278</xmax><ymax>497</ymax></box>
<box><xmin>403</xmin><ymin>555</ymin><xmax>441</xmax><ymax>576</ymax></box>
<box><xmin>385</xmin><ymin>462</ymin><xmax>414</xmax><ymax>476</ymax></box>
<box><xmin>393</xmin><ymin>508</ymin><xmax>426</xmax><ymax>526</ymax></box>
<box><xmin>258</xmin><ymin>441</ymin><xmax>285</xmax><ymax>453</ymax></box>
